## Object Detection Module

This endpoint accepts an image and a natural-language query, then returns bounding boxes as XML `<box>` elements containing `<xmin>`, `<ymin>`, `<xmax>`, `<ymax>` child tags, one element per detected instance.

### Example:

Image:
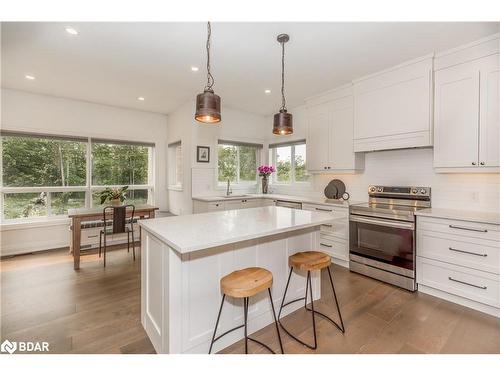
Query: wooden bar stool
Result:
<box><xmin>209</xmin><ymin>267</ymin><xmax>284</xmax><ymax>354</ymax></box>
<box><xmin>278</xmin><ymin>251</ymin><xmax>345</xmax><ymax>350</ymax></box>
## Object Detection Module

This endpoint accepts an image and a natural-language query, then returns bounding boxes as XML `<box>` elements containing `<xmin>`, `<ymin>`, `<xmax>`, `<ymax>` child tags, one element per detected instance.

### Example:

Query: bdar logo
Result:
<box><xmin>1</xmin><ymin>340</ymin><xmax>17</xmax><ymax>354</ymax></box>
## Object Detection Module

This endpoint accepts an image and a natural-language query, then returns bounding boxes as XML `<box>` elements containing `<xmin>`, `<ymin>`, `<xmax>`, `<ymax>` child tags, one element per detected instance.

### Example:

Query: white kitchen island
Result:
<box><xmin>138</xmin><ymin>206</ymin><xmax>333</xmax><ymax>354</ymax></box>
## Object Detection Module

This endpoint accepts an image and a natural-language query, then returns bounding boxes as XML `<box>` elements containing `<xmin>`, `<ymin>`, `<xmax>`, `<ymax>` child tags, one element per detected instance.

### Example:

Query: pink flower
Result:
<box><xmin>257</xmin><ymin>165</ymin><xmax>276</xmax><ymax>176</ymax></box>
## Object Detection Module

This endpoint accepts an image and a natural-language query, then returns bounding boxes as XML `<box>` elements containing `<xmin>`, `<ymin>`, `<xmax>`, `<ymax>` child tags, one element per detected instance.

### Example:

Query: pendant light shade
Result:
<box><xmin>195</xmin><ymin>22</ymin><xmax>221</xmax><ymax>124</ymax></box>
<box><xmin>195</xmin><ymin>89</ymin><xmax>221</xmax><ymax>123</ymax></box>
<box><xmin>273</xmin><ymin>33</ymin><xmax>293</xmax><ymax>135</ymax></box>
<box><xmin>273</xmin><ymin>109</ymin><xmax>293</xmax><ymax>135</ymax></box>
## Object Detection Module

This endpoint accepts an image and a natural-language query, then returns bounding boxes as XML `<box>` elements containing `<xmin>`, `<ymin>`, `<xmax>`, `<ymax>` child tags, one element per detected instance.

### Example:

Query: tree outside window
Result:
<box><xmin>1</xmin><ymin>133</ymin><xmax>154</xmax><ymax>220</ymax></box>
<box><xmin>218</xmin><ymin>142</ymin><xmax>260</xmax><ymax>184</ymax></box>
<box><xmin>269</xmin><ymin>141</ymin><xmax>310</xmax><ymax>184</ymax></box>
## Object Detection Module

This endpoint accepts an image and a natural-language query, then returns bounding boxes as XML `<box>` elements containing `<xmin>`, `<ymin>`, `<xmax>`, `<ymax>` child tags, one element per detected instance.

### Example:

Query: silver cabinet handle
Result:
<box><xmin>472</xmin><ymin>162</ymin><xmax>476</xmax><ymax>165</ymax></box>
<box><xmin>315</xmin><ymin>207</ymin><xmax>333</xmax><ymax>212</ymax></box>
<box><xmin>449</xmin><ymin>247</ymin><xmax>487</xmax><ymax>257</ymax></box>
<box><xmin>320</xmin><ymin>243</ymin><xmax>332</xmax><ymax>248</ymax></box>
<box><xmin>448</xmin><ymin>277</ymin><xmax>487</xmax><ymax>290</ymax></box>
<box><xmin>322</xmin><ymin>224</ymin><xmax>333</xmax><ymax>227</ymax></box>
<box><xmin>480</xmin><ymin>162</ymin><xmax>485</xmax><ymax>165</ymax></box>
<box><xmin>449</xmin><ymin>224</ymin><xmax>487</xmax><ymax>233</ymax></box>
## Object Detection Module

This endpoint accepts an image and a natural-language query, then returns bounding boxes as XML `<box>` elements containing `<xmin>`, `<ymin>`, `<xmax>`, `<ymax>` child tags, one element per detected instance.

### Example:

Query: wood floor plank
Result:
<box><xmin>2</xmin><ymin>248</ymin><xmax>499</xmax><ymax>354</ymax></box>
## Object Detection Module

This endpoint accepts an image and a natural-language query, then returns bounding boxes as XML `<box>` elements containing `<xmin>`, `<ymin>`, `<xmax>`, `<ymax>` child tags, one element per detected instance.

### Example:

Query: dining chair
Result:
<box><xmin>99</xmin><ymin>204</ymin><xmax>136</xmax><ymax>267</ymax></box>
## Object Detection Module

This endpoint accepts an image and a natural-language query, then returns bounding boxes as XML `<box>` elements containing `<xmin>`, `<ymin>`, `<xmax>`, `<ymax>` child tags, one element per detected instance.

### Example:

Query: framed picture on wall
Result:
<box><xmin>196</xmin><ymin>146</ymin><xmax>210</xmax><ymax>163</ymax></box>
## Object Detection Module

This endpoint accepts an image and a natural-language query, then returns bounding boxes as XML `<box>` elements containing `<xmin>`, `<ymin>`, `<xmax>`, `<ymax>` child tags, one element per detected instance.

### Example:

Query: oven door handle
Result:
<box><xmin>349</xmin><ymin>215</ymin><xmax>415</xmax><ymax>230</ymax></box>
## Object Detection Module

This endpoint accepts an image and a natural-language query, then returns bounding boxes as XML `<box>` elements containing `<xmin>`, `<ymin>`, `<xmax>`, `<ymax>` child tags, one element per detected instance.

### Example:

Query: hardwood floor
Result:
<box><xmin>1</xmin><ymin>248</ymin><xmax>499</xmax><ymax>354</ymax></box>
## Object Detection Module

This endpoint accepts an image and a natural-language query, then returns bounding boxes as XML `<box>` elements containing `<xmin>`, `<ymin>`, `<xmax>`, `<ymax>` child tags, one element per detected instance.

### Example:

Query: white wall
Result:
<box><xmin>267</xmin><ymin>105</ymin><xmax>500</xmax><ymax>212</ymax></box>
<box><xmin>167</xmin><ymin>100</ymin><xmax>269</xmax><ymax>215</ymax></box>
<box><xmin>0</xmin><ymin>88</ymin><xmax>168</xmax><ymax>255</ymax></box>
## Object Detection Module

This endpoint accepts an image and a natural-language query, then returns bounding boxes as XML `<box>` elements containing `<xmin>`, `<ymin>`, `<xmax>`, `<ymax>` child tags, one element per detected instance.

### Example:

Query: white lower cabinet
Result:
<box><xmin>416</xmin><ymin>215</ymin><xmax>500</xmax><ymax>317</ymax></box>
<box><xmin>301</xmin><ymin>203</ymin><xmax>349</xmax><ymax>266</ymax></box>
<box><xmin>193</xmin><ymin>198</ymin><xmax>275</xmax><ymax>213</ymax></box>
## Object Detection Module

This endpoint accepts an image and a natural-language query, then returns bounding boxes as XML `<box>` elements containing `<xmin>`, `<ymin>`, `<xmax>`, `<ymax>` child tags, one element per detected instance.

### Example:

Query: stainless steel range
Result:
<box><xmin>349</xmin><ymin>185</ymin><xmax>431</xmax><ymax>291</ymax></box>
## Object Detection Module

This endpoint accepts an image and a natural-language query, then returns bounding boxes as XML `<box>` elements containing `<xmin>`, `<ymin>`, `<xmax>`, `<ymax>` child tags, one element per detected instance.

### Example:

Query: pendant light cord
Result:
<box><xmin>205</xmin><ymin>22</ymin><xmax>215</xmax><ymax>92</ymax></box>
<box><xmin>280</xmin><ymin>40</ymin><xmax>287</xmax><ymax>111</ymax></box>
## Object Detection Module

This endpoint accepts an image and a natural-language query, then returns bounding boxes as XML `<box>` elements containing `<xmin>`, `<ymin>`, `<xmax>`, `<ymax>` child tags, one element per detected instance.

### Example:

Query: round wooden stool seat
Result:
<box><xmin>289</xmin><ymin>251</ymin><xmax>331</xmax><ymax>271</ymax></box>
<box><xmin>221</xmin><ymin>267</ymin><xmax>273</xmax><ymax>298</ymax></box>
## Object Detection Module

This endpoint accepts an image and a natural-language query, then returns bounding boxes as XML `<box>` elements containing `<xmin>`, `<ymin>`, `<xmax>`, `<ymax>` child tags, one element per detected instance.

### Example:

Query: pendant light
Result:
<box><xmin>273</xmin><ymin>33</ymin><xmax>293</xmax><ymax>135</ymax></box>
<box><xmin>195</xmin><ymin>22</ymin><xmax>221</xmax><ymax>124</ymax></box>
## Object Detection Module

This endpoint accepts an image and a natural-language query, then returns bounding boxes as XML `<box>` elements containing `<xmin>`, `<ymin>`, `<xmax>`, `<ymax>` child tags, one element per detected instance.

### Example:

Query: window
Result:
<box><xmin>269</xmin><ymin>140</ymin><xmax>310</xmax><ymax>184</ymax></box>
<box><xmin>217</xmin><ymin>140</ymin><xmax>261</xmax><ymax>184</ymax></box>
<box><xmin>1</xmin><ymin>131</ymin><xmax>154</xmax><ymax>221</ymax></box>
<box><xmin>167</xmin><ymin>141</ymin><xmax>183</xmax><ymax>188</ymax></box>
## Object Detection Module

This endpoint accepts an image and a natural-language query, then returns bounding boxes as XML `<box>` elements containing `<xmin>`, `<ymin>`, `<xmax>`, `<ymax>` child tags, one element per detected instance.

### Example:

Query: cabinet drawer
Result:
<box><xmin>418</xmin><ymin>216</ymin><xmax>500</xmax><ymax>242</ymax></box>
<box><xmin>319</xmin><ymin>235</ymin><xmax>348</xmax><ymax>261</ymax></box>
<box><xmin>207</xmin><ymin>202</ymin><xmax>225</xmax><ymax>211</ymax></box>
<box><xmin>302</xmin><ymin>203</ymin><xmax>347</xmax><ymax>214</ymax></box>
<box><xmin>320</xmin><ymin>219</ymin><xmax>348</xmax><ymax>240</ymax></box>
<box><xmin>417</xmin><ymin>231</ymin><xmax>500</xmax><ymax>274</ymax></box>
<box><xmin>417</xmin><ymin>257</ymin><xmax>500</xmax><ymax>308</ymax></box>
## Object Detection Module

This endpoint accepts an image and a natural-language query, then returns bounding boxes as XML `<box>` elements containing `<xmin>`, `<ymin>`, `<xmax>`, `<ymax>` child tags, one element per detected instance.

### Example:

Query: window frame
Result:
<box><xmin>0</xmin><ymin>132</ymin><xmax>155</xmax><ymax>222</ymax></box>
<box><xmin>167</xmin><ymin>141</ymin><xmax>183</xmax><ymax>190</ymax></box>
<box><xmin>268</xmin><ymin>140</ymin><xmax>310</xmax><ymax>185</ymax></box>
<box><xmin>216</xmin><ymin>140</ymin><xmax>262</xmax><ymax>188</ymax></box>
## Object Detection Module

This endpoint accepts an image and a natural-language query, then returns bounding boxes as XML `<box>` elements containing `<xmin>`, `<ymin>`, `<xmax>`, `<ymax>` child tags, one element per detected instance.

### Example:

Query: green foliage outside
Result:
<box><xmin>218</xmin><ymin>145</ymin><xmax>257</xmax><ymax>183</ymax></box>
<box><xmin>1</xmin><ymin>136</ymin><xmax>150</xmax><ymax>219</ymax></box>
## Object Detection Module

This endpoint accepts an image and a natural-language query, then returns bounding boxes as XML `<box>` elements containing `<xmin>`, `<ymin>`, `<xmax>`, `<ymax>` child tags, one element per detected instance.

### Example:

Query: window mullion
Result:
<box><xmin>236</xmin><ymin>147</ymin><xmax>241</xmax><ymax>184</ymax></box>
<box><xmin>87</xmin><ymin>137</ymin><xmax>92</xmax><ymax>208</ymax></box>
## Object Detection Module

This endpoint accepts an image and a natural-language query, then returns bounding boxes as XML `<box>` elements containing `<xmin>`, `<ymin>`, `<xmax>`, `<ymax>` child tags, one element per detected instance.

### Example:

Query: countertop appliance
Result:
<box><xmin>349</xmin><ymin>185</ymin><xmax>431</xmax><ymax>291</ymax></box>
<box><xmin>275</xmin><ymin>200</ymin><xmax>303</xmax><ymax>209</ymax></box>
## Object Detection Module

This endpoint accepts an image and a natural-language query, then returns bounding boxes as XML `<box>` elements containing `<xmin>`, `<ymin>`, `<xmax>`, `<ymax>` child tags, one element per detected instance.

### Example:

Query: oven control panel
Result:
<box><xmin>368</xmin><ymin>185</ymin><xmax>431</xmax><ymax>198</ymax></box>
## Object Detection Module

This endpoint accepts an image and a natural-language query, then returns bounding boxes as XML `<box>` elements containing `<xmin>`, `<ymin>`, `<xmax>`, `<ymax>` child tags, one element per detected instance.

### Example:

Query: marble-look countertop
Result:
<box><xmin>415</xmin><ymin>208</ymin><xmax>500</xmax><ymax>225</ymax></box>
<box><xmin>192</xmin><ymin>193</ymin><xmax>361</xmax><ymax>208</ymax></box>
<box><xmin>138</xmin><ymin>206</ymin><xmax>333</xmax><ymax>254</ymax></box>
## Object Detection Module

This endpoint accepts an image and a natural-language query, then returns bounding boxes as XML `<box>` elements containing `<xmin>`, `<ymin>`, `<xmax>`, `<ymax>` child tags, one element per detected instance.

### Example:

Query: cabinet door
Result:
<box><xmin>434</xmin><ymin>62</ymin><xmax>480</xmax><ymax>168</ymax></box>
<box><xmin>330</xmin><ymin>97</ymin><xmax>355</xmax><ymax>170</ymax></box>
<box><xmin>225</xmin><ymin>200</ymin><xmax>243</xmax><ymax>210</ymax></box>
<box><xmin>479</xmin><ymin>54</ymin><xmax>500</xmax><ymax>167</ymax></box>
<box><xmin>307</xmin><ymin>102</ymin><xmax>331</xmax><ymax>171</ymax></box>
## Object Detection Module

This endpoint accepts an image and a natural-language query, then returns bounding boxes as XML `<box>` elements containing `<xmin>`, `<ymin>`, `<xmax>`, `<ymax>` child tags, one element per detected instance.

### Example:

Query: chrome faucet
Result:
<box><xmin>226</xmin><ymin>179</ymin><xmax>232</xmax><ymax>196</ymax></box>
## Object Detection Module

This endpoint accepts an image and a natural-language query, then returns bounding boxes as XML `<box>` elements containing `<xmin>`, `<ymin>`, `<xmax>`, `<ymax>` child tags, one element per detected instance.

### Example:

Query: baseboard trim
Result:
<box><xmin>418</xmin><ymin>284</ymin><xmax>500</xmax><ymax>318</ymax></box>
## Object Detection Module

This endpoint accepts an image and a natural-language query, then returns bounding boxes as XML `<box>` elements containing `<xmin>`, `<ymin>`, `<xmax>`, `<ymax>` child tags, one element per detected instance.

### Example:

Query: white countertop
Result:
<box><xmin>138</xmin><ymin>206</ymin><xmax>333</xmax><ymax>254</ymax></box>
<box><xmin>192</xmin><ymin>193</ymin><xmax>358</xmax><ymax>208</ymax></box>
<box><xmin>415</xmin><ymin>208</ymin><xmax>500</xmax><ymax>225</ymax></box>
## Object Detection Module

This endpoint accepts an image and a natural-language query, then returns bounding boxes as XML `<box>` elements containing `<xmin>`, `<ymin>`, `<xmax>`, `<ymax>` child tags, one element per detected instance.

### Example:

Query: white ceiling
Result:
<box><xmin>1</xmin><ymin>22</ymin><xmax>499</xmax><ymax>116</ymax></box>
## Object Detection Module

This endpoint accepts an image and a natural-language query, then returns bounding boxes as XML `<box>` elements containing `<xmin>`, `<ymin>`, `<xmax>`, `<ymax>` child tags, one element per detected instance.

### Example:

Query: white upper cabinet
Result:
<box><xmin>479</xmin><ymin>54</ymin><xmax>500</xmax><ymax>168</ymax></box>
<box><xmin>433</xmin><ymin>34</ymin><xmax>499</xmax><ymax>172</ymax></box>
<box><xmin>434</xmin><ymin>61</ymin><xmax>480</xmax><ymax>168</ymax></box>
<box><xmin>306</xmin><ymin>86</ymin><xmax>364</xmax><ymax>173</ymax></box>
<box><xmin>353</xmin><ymin>55</ymin><xmax>433</xmax><ymax>152</ymax></box>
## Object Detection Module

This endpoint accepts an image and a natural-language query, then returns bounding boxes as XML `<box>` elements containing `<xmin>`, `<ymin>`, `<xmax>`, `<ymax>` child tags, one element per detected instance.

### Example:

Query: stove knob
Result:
<box><xmin>412</xmin><ymin>189</ymin><xmax>418</xmax><ymax>194</ymax></box>
<box><xmin>369</xmin><ymin>186</ymin><xmax>376</xmax><ymax>193</ymax></box>
<box><xmin>377</xmin><ymin>187</ymin><xmax>383</xmax><ymax>192</ymax></box>
<box><xmin>420</xmin><ymin>189</ymin><xmax>427</xmax><ymax>195</ymax></box>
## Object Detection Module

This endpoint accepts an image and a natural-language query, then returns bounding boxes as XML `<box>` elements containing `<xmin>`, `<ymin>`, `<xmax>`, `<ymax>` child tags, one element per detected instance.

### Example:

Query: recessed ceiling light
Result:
<box><xmin>264</xmin><ymin>89</ymin><xmax>271</xmax><ymax>94</ymax></box>
<box><xmin>191</xmin><ymin>66</ymin><xmax>199</xmax><ymax>72</ymax></box>
<box><xmin>65</xmin><ymin>27</ymin><xmax>78</xmax><ymax>35</ymax></box>
<box><xmin>25</xmin><ymin>74</ymin><xmax>36</xmax><ymax>80</ymax></box>
<box><xmin>137</xmin><ymin>97</ymin><xmax>145</xmax><ymax>101</ymax></box>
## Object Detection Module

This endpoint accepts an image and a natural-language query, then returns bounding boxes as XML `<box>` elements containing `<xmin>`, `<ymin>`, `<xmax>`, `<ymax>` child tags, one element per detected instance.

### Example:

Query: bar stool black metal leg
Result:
<box><xmin>327</xmin><ymin>266</ymin><xmax>345</xmax><ymax>333</ymax></box>
<box><xmin>208</xmin><ymin>294</ymin><xmax>226</xmax><ymax>354</ymax></box>
<box><xmin>307</xmin><ymin>270</ymin><xmax>318</xmax><ymax>349</ymax></box>
<box><xmin>278</xmin><ymin>267</ymin><xmax>294</xmax><ymax>320</ymax></box>
<box><xmin>268</xmin><ymin>288</ymin><xmax>284</xmax><ymax>354</ymax></box>
<box><xmin>243</xmin><ymin>297</ymin><xmax>249</xmax><ymax>354</ymax></box>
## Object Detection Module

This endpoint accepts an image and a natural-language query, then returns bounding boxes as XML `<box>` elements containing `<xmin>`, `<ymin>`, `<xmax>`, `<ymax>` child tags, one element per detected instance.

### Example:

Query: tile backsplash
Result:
<box><xmin>270</xmin><ymin>148</ymin><xmax>500</xmax><ymax>212</ymax></box>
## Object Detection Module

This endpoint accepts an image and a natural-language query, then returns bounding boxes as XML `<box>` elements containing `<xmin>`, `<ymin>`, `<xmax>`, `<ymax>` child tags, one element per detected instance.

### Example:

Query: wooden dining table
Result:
<box><xmin>68</xmin><ymin>204</ymin><xmax>158</xmax><ymax>270</ymax></box>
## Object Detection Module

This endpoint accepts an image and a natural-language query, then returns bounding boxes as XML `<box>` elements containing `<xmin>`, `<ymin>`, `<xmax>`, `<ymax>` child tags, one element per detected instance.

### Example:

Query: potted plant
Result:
<box><xmin>257</xmin><ymin>165</ymin><xmax>276</xmax><ymax>194</ymax></box>
<box><xmin>98</xmin><ymin>186</ymin><xmax>129</xmax><ymax>206</ymax></box>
